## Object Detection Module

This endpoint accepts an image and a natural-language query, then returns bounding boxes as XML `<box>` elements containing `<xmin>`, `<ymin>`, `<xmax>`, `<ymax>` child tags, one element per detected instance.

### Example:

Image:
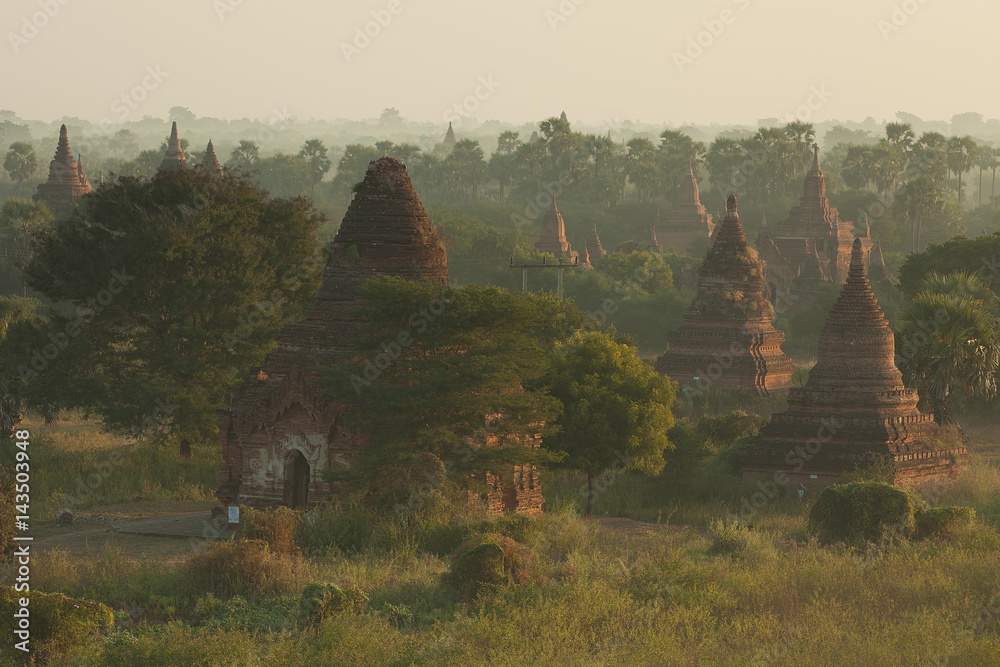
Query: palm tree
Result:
<box><xmin>895</xmin><ymin>174</ymin><xmax>944</xmax><ymax>252</ymax></box>
<box><xmin>298</xmin><ymin>139</ymin><xmax>331</xmax><ymax>198</ymax></box>
<box><xmin>946</xmin><ymin>135</ymin><xmax>977</xmax><ymax>204</ymax></box>
<box><xmin>885</xmin><ymin>122</ymin><xmax>916</xmax><ymax>150</ymax></box>
<box><xmin>3</xmin><ymin>143</ymin><xmax>38</xmax><ymax>197</ymax></box>
<box><xmin>897</xmin><ymin>282</ymin><xmax>1000</xmax><ymax>426</ymax></box>
<box><xmin>226</xmin><ymin>140</ymin><xmax>260</xmax><ymax>174</ymax></box>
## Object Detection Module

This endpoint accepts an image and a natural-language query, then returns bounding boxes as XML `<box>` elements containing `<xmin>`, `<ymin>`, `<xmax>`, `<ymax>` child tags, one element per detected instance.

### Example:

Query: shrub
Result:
<box><xmin>297</xmin><ymin>502</ymin><xmax>373</xmax><ymax>554</ymax></box>
<box><xmin>448</xmin><ymin>533</ymin><xmax>540</xmax><ymax>599</ymax></box>
<box><xmin>237</xmin><ymin>505</ymin><xmax>302</xmax><ymax>555</ymax></box>
<box><xmin>808</xmin><ymin>482</ymin><xmax>917</xmax><ymax>545</ymax></box>
<box><xmin>0</xmin><ymin>463</ymin><xmax>13</xmax><ymax>562</ymax></box>
<box><xmin>187</xmin><ymin>539</ymin><xmax>304</xmax><ymax>599</ymax></box>
<box><xmin>915</xmin><ymin>506</ymin><xmax>976</xmax><ymax>539</ymax></box>
<box><xmin>298</xmin><ymin>582</ymin><xmax>368</xmax><ymax>626</ymax></box>
<box><xmin>707</xmin><ymin>519</ymin><xmax>778</xmax><ymax>560</ymax></box>
<box><xmin>1</xmin><ymin>585</ymin><xmax>114</xmax><ymax>659</ymax></box>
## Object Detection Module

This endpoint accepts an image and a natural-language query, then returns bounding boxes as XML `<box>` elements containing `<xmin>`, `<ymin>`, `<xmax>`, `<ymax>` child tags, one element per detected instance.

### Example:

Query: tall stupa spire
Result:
<box><xmin>32</xmin><ymin>124</ymin><xmax>92</xmax><ymax>220</ymax></box>
<box><xmin>158</xmin><ymin>122</ymin><xmax>189</xmax><ymax>172</ymax></box>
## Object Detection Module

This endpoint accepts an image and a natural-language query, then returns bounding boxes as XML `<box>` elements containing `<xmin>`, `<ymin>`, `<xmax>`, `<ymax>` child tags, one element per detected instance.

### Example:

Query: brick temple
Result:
<box><xmin>217</xmin><ymin>157</ymin><xmax>543</xmax><ymax>513</ymax></box>
<box><xmin>534</xmin><ymin>195</ymin><xmax>578</xmax><ymax>262</ymax></box>
<box><xmin>654</xmin><ymin>162</ymin><xmax>714</xmax><ymax>254</ymax></box>
<box><xmin>586</xmin><ymin>224</ymin><xmax>607</xmax><ymax>262</ymax></box>
<box><xmin>33</xmin><ymin>124</ymin><xmax>93</xmax><ymax>220</ymax></box>
<box><xmin>757</xmin><ymin>147</ymin><xmax>872</xmax><ymax>302</ymax></box>
<box><xmin>159</xmin><ymin>122</ymin><xmax>189</xmax><ymax>172</ymax></box>
<box><xmin>656</xmin><ymin>195</ymin><xmax>794</xmax><ymax>397</ymax></box>
<box><xmin>741</xmin><ymin>238</ymin><xmax>967</xmax><ymax>488</ymax></box>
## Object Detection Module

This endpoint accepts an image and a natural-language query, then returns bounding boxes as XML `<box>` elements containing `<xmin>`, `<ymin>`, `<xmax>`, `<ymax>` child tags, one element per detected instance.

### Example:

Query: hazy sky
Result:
<box><xmin>3</xmin><ymin>0</ymin><xmax>997</xmax><ymax>128</ymax></box>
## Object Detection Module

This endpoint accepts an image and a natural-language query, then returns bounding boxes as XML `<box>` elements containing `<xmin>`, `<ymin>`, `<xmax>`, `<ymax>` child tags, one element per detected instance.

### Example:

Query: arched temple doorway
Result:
<box><xmin>283</xmin><ymin>450</ymin><xmax>310</xmax><ymax>509</ymax></box>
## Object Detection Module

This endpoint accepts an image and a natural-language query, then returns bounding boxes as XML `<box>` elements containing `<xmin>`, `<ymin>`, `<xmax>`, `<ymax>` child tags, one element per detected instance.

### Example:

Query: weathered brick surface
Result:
<box><xmin>534</xmin><ymin>196</ymin><xmax>578</xmax><ymax>261</ymax></box>
<box><xmin>741</xmin><ymin>237</ymin><xmax>967</xmax><ymax>489</ymax></box>
<box><xmin>654</xmin><ymin>162</ymin><xmax>714</xmax><ymax>254</ymax></box>
<box><xmin>657</xmin><ymin>195</ymin><xmax>795</xmax><ymax>397</ymax></box>
<box><xmin>33</xmin><ymin>125</ymin><xmax>93</xmax><ymax>221</ymax></box>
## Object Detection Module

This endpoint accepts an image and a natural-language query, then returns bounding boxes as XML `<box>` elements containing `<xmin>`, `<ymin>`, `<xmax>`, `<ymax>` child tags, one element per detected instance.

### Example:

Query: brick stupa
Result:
<box><xmin>33</xmin><ymin>124</ymin><xmax>93</xmax><ymax>220</ymax></box>
<box><xmin>201</xmin><ymin>140</ymin><xmax>223</xmax><ymax>177</ymax></box>
<box><xmin>158</xmin><ymin>122</ymin><xmax>189</xmax><ymax>172</ymax></box>
<box><xmin>741</xmin><ymin>237</ymin><xmax>967</xmax><ymax>488</ymax></box>
<box><xmin>757</xmin><ymin>147</ymin><xmax>871</xmax><ymax>300</ymax></box>
<box><xmin>655</xmin><ymin>162</ymin><xmax>714</xmax><ymax>253</ymax></box>
<box><xmin>586</xmin><ymin>224</ymin><xmax>607</xmax><ymax>261</ymax></box>
<box><xmin>534</xmin><ymin>195</ymin><xmax>578</xmax><ymax>261</ymax></box>
<box><xmin>217</xmin><ymin>158</ymin><xmax>543</xmax><ymax>513</ymax></box>
<box><xmin>656</xmin><ymin>195</ymin><xmax>794</xmax><ymax>397</ymax></box>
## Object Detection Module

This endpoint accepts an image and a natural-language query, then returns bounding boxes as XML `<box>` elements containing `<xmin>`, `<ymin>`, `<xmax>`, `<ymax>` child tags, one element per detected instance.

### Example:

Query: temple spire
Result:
<box><xmin>33</xmin><ymin>124</ymin><xmax>92</xmax><ymax>220</ymax></box>
<box><xmin>158</xmin><ymin>122</ymin><xmax>189</xmax><ymax>172</ymax></box>
<box><xmin>201</xmin><ymin>139</ymin><xmax>223</xmax><ymax>177</ymax></box>
<box><xmin>443</xmin><ymin>121</ymin><xmax>457</xmax><ymax>147</ymax></box>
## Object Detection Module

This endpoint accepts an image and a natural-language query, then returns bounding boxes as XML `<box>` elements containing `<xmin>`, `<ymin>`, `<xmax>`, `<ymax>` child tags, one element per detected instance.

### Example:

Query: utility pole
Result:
<box><xmin>509</xmin><ymin>256</ymin><xmax>579</xmax><ymax>298</ymax></box>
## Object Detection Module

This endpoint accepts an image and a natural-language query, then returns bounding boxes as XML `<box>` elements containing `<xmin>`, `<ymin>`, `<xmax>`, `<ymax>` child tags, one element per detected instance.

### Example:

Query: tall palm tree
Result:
<box><xmin>897</xmin><ymin>286</ymin><xmax>1000</xmax><ymax>426</ymax></box>
<box><xmin>298</xmin><ymin>139</ymin><xmax>331</xmax><ymax>198</ymax></box>
<box><xmin>3</xmin><ymin>143</ymin><xmax>38</xmax><ymax>197</ymax></box>
<box><xmin>946</xmin><ymin>135</ymin><xmax>977</xmax><ymax>204</ymax></box>
<box><xmin>0</xmin><ymin>198</ymin><xmax>52</xmax><ymax>296</ymax></box>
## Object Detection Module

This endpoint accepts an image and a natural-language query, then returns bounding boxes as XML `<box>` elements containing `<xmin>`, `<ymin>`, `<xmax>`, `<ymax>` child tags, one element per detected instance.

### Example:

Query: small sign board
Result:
<box><xmin>228</xmin><ymin>506</ymin><xmax>240</xmax><ymax>524</ymax></box>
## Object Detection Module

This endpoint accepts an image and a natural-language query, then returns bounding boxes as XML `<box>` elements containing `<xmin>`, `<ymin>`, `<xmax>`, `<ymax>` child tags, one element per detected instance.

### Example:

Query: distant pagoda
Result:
<box><xmin>655</xmin><ymin>161</ymin><xmax>713</xmax><ymax>254</ymax></box>
<box><xmin>741</xmin><ymin>237</ymin><xmax>966</xmax><ymax>488</ymax></box>
<box><xmin>534</xmin><ymin>196</ymin><xmax>578</xmax><ymax>261</ymax></box>
<box><xmin>158</xmin><ymin>122</ymin><xmax>189</xmax><ymax>172</ymax></box>
<box><xmin>586</xmin><ymin>224</ymin><xmax>607</xmax><ymax>261</ymax></box>
<box><xmin>656</xmin><ymin>195</ymin><xmax>794</xmax><ymax>397</ymax></box>
<box><xmin>443</xmin><ymin>121</ymin><xmax>457</xmax><ymax>147</ymax></box>
<box><xmin>757</xmin><ymin>147</ymin><xmax>871</xmax><ymax>300</ymax></box>
<box><xmin>33</xmin><ymin>124</ymin><xmax>93</xmax><ymax>220</ymax></box>
<box><xmin>201</xmin><ymin>140</ymin><xmax>223</xmax><ymax>177</ymax></box>
<box><xmin>867</xmin><ymin>239</ymin><xmax>896</xmax><ymax>284</ymax></box>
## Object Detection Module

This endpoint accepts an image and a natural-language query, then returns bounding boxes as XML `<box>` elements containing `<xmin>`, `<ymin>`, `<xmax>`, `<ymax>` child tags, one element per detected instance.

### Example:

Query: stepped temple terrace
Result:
<box><xmin>33</xmin><ymin>124</ymin><xmax>93</xmax><ymax>220</ymax></box>
<box><xmin>216</xmin><ymin>157</ymin><xmax>543</xmax><ymax>513</ymax></box>
<box><xmin>656</xmin><ymin>195</ymin><xmax>794</xmax><ymax>397</ymax></box>
<box><xmin>654</xmin><ymin>162</ymin><xmax>714</xmax><ymax>254</ymax></box>
<box><xmin>741</xmin><ymin>237</ymin><xmax>967</xmax><ymax>488</ymax></box>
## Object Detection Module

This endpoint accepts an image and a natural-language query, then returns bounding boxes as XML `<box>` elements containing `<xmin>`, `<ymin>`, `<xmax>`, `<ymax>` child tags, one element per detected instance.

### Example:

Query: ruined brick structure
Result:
<box><xmin>33</xmin><ymin>124</ymin><xmax>93</xmax><ymax>220</ymax></box>
<box><xmin>654</xmin><ymin>162</ymin><xmax>714</xmax><ymax>254</ymax></box>
<box><xmin>656</xmin><ymin>195</ymin><xmax>794</xmax><ymax>397</ymax></box>
<box><xmin>443</xmin><ymin>121</ymin><xmax>457</xmax><ymax>147</ymax></box>
<box><xmin>158</xmin><ymin>122</ymin><xmax>189</xmax><ymax>173</ymax></box>
<box><xmin>217</xmin><ymin>157</ymin><xmax>543</xmax><ymax>513</ymax></box>
<box><xmin>741</xmin><ymin>237</ymin><xmax>967</xmax><ymax>489</ymax></box>
<box><xmin>534</xmin><ymin>195</ymin><xmax>578</xmax><ymax>261</ymax></box>
<box><xmin>586</xmin><ymin>224</ymin><xmax>607</xmax><ymax>262</ymax></box>
<box><xmin>867</xmin><ymin>239</ymin><xmax>896</xmax><ymax>284</ymax></box>
<box><xmin>757</xmin><ymin>147</ymin><xmax>873</xmax><ymax>304</ymax></box>
<box><xmin>201</xmin><ymin>140</ymin><xmax>223</xmax><ymax>177</ymax></box>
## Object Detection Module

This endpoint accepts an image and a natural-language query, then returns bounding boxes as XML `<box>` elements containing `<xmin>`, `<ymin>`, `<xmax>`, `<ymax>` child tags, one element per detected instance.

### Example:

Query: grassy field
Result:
<box><xmin>2</xmin><ymin>412</ymin><xmax>1000</xmax><ymax>665</ymax></box>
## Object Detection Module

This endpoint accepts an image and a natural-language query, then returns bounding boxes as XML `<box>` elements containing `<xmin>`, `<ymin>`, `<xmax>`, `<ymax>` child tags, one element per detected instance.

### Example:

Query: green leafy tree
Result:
<box><xmin>3</xmin><ymin>143</ymin><xmax>38</xmax><ymax>196</ymax></box>
<box><xmin>331</xmin><ymin>144</ymin><xmax>382</xmax><ymax>204</ymax></box>
<box><xmin>298</xmin><ymin>139</ymin><xmax>332</xmax><ymax>198</ymax></box>
<box><xmin>322</xmin><ymin>279</ymin><xmax>588</xmax><ymax>508</ymax></box>
<box><xmin>226</xmin><ymin>140</ymin><xmax>261</xmax><ymax>174</ymax></box>
<box><xmin>896</xmin><ymin>277</ymin><xmax>1000</xmax><ymax>425</ymax></box>
<box><xmin>897</xmin><ymin>232</ymin><xmax>1000</xmax><ymax>299</ymax></box>
<box><xmin>0</xmin><ymin>198</ymin><xmax>53</xmax><ymax>296</ymax></box>
<box><xmin>256</xmin><ymin>153</ymin><xmax>311</xmax><ymax>198</ymax></box>
<box><xmin>542</xmin><ymin>330</ymin><xmax>676</xmax><ymax>514</ymax></box>
<box><xmin>24</xmin><ymin>168</ymin><xmax>324</xmax><ymax>444</ymax></box>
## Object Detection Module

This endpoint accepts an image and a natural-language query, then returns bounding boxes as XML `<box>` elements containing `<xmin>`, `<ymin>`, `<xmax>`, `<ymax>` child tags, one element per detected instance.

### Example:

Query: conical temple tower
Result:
<box><xmin>201</xmin><ymin>140</ymin><xmax>223</xmax><ymax>177</ymax></box>
<box><xmin>656</xmin><ymin>195</ymin><xmax>794</xmax><ymax>397</ymax></box>
<box><xmin>534</xmin><ymin>196</ymin><xmax>578</xmax><ymax>260</ymax></box>
<box><xmin>867</xmin><ymin>239</ymin><xmax>895</xmax><ymax>284</ymax></box>
<box><xmin>158</xmin><ymin>122</ymin><xmax>189</xmax><ymax>172</ymax></box>
<box><xmin>443</xmin><ymin>121</ymin><xmax>457</xmax><ymax>147</ymax></box>
<box><xmin>757</xmin><ymin>147</ymin><xmax>871</xmax><ymax>299</ymax></box>
<box><xmin>587</xmin><ymin>224</ymin><xmax>607</xmax><ymax>261</ymax></box>
<box><xmin>33</xmin><ymin>124</ymin><xmax>93</xmax><ymax>220</ymax></box>
<box><xmin>656</xmin><ymin>161</ymin><xmax>713</xmax><ymax>253</ymax></box>
<box><xmin>741</xmin><ymin>238</ymin><xmax>966</xmax><ymax>488</ymax></box>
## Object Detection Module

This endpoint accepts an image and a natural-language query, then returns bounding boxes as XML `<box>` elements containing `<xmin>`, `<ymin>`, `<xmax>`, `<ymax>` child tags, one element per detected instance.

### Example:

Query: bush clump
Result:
<box><xmin>808</xmin><ymin>482</ymin><xmax>917</xmax><ymax>545</ymax></box>
<box><xmin>1</xmin><ymin>585</ymin><xmax>114</xmax><ymax>659</ymax></box>
<box><xmin>448</xmin><ymin>533</ymin><xmax>539</xmax><ymax>599</ymax></box>
<box><xmin>237</xmin><ymin>505</ymin><xmax>302</xmax><ymax>555</ymax></box>
<box><xmin>298</xmin><ymin>582</ymin><xmax>368</xmax><ymax>626</ymax></box>
<box><xmin>915</xmin><ymin>505</ymin><xmax>976</xmax><ymax>539</ymax></box>
<box><xmin>0</xmin><ymin>464</ymin><xmax>13</xmax><ymax>562</ymax></box>
<box><xmin>187</xmin><ymin>539</ymin><xmax>304</xmax><ymax>599</ymax></box>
